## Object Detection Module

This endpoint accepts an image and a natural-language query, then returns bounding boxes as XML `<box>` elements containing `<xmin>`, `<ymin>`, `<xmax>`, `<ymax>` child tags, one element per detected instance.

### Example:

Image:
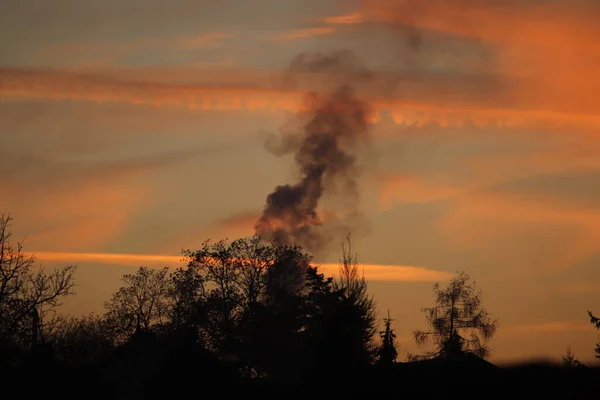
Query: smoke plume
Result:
<box><xmin>255</xmin><ymin>50</ymin><xmax>372</xmax><ymax>256</ymax></box>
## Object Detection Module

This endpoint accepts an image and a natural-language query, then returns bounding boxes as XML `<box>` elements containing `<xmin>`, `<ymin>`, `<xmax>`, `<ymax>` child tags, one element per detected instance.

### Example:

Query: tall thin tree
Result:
<box><xmin>331</xmin><ymin>234</ymin><xmax>378</xmax><ymax>366</ymax></box>
<box><xmin>377</xmin><ymin>310</ymin><xmax>398</xmax><ymax>365</ymax></box>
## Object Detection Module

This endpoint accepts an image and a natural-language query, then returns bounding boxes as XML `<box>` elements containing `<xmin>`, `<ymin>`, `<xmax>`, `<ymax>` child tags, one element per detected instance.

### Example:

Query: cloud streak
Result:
<box><xmin>275</xmin><ymin>27</ymin><xmax>336</xmax><ymax>40</ymax></box>
<box><xmin>0</xmin><ymin>146</ymin><xmax>226</xmax><ymax>190</ymax></box>
<box><xmin>30</xmin><ymin>251</ymin><xmax>452</xmax><ymax>282</ymax></box>
<box><xmin>33</xmin><ymin>32</ymin><xmax>232</xmax><ymax>67</ymax></box>
<box><xmin>3</xmin><ymin>67</ymin><xmax>600</xmax><ymax>131</ymax></box>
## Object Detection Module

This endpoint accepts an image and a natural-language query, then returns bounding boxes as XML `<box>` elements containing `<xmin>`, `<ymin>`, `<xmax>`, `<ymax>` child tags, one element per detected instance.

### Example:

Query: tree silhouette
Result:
<box><xmin>377</xmin><ymin>310</ymin><xmax>398</xmax><ymax>366</ymax></box>
<box><xmin>588</xmin><ymin>310</ymin><xmax>600</xmax><ymax>359</ymax></box>
<box><xmin>104</xmin><ymin>266</ymin><xmax>170</xmax><ymax>343</ymax></box>
<box><xmin>167</xmin><ymin>262</ymin><xmax>206</xmax><ymax>331</ymax></box>
<box><xmin>181</xmin><ymin>236</ymin><xmax>312</xmax><ymax>380</ymax></box>
<box><xmin>0</xmin><ymin>213</ymin><xmax>76</xmax><ymax>365</ymax></box>
<box><xmin>413</xmin><ymin>271</ymin><xmax>498</xmax><ymax>359</ymax></box>
<box><xmin>327</xmin><ymin>234</ymin><xmax>378</xmax><ymax>368</ymax></box>
<box><xmin>48</xmin><ymin>313</ymin><xmax>113</xmax><ymax>366</ymax></box>
<box><xmin>561</xmin><ymin>345</ymin><xmax>584</xmax><ymax>368</ymax></box>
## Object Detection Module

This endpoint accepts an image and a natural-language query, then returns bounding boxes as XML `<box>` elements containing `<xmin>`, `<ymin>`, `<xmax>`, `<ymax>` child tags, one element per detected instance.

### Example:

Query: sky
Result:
<box><xmin>1</xmin><ymin>0</ymin><xmax>600</xmax><ymax>364</ymax></box>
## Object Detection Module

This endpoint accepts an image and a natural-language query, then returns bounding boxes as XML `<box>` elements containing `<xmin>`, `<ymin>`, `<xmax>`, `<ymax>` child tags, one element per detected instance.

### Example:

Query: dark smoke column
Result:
<box><xmin>255</xmin><ymin>53</ymin><xmax>372</xmax><ymax>256</ymax></box>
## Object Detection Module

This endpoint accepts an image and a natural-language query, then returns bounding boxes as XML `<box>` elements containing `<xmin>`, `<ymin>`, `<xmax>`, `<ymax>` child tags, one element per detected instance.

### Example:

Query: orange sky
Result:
<box><xmin>1</xmin><ymin>0</ymin><xmax>599</xmax><ymax>364</ymax></box>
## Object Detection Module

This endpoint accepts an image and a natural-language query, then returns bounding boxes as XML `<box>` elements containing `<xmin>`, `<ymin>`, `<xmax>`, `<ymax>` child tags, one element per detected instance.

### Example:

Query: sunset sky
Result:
<box><xmin>2</xmin><ymin>0</ymin><xmax>600</xmax><ymax>364</ymax></box>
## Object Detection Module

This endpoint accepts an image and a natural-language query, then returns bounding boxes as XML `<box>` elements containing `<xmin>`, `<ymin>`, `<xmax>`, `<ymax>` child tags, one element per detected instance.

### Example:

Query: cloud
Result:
<box><xmin>165</xmin><ymin>208</ymin><xmax>365</xmax><ymax>254</ymax></box>
<box><xmin>211</xmin><ymin>211</ymin><xmax>259</xmax><ymax>236</ymax></box>
<box><xmin>275</xmin><ymin>27</ymin><xmax>336</xmax><ymax>40</ymax></box>
<box><xmin>2</xmin><ymin>182</ymin><xmax>151</xmax><ymax>253</ymax></box>
<box><xmin>320</xmin><ymin>12</ymin><xmax>365</xmax><ymax>25</ymax></box>
<box><xmin>2</xmin><ymin>66</ymin><xmax>600</xmax><ymax>131</ymax></box>
<box><xmin>31</xmin><ymin>251</ymin><xmax>185</xmax><ymax>267</ymax></box>
<box><xmin>377</xmin><ymin>172</ymin><xmax>462</xmax><ymax>209</ymax></box>
<box><xmin>0</xmin><ymin>146</ymin><xmax>220</xmax><ymax>253</ymax></box>
<box><xmin>0</xmin><ymin>146</ymin><xmax>226</xmax><ymax>190</ymax></box>
<box><xmin>30</xmin><ymin>251</ymin><xmax>452</xmax><ymax>282</ymax></box>
<box><xmin>351</xmin><ymin>0</ymin><xmax>600</xmax><ymax>48</ymax></box>
<box><xmin>317</xmin><ymin>0</ymin><xmax>600</xmax><ymax>123</ymax></box>
<box><xmin>436</xmin><ymin>175</ymin><xmax>600</xmax><ymax>271</ymax></box>
<box><xmin>33</xmin><ymin>32</ymin><xmax>232</xmax><ymax>67</ymax></box>
<box><xmin>318</xmin><ymin>263</ymin><xmax>452</xmax><ymax>281</ymax></box>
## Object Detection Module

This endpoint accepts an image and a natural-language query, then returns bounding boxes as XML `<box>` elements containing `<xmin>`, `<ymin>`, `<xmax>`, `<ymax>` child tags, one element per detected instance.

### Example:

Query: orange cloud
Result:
<box><xmin>30</xmin><ymin>250</ymin><xmax>452</xmax><ymax>282</ymax></box>
<box><xmin>319</xmin><ymin>1</ymin><xmax>600</xmax><ymax>125</ymax></box>
<box><xmin>276</xmin><ymin>27</ymin><xmax>336</xmax><ymax>40</ymax></box>
<box><xmin>377</xmin><ymin>172</ymin><xmax>462</xmax><ymax>209</ymax></box>
<box><xmin>353</xmin><ymin>0</ymin><xmax>599</xmax><ymax>49</ymax></box>
<box><xmin>2</xmin><ymin>67</ymin><xmax>600</xmax><ymax>131</ymax></box>
<box><xmin>31</xmin><ymin>251</ymin><xmax>184</xmax><ymax>267</ymax></box>
<box><xmin>1</xmin><ymin>178</ymin><xmax>151</xmax><ymax>253</ymax></box>
<box><xmin>0</xmin><ymin>67</ymin><xmax>303</xmax><ymax>112</ymax></box>
<box><xmin>174</xmin><ymin>32</ymin><xmax>232</xmax><ymax>49</ymax></box>
<box><xmin>319</xmin><ymin>263</ymin><xmax>452</xmax><ymax>281</ymax></box>
<box><xmin>437</xmin><ymin>189</ymin><xmax>600</xmax><ymax>271</ymax></box>
<box><xmin>207</xmin><ymin>211</ymin><xmax>260</xmax><ymax>239</ymax></box>
<box><xmin>320</xmin><ymin>12</ymin><xmax>365</xmax><ymax>25</ymax></box>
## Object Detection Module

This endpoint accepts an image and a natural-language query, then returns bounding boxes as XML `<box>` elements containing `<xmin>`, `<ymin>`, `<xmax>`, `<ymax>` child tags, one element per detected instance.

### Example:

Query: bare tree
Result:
<box><xmin>0</xmin><ymin>213</ymin><xmax>76</xmax><ymax>350</ymax></box>
<box><xmin>104</xmin><ymin>266</ymin><xmax>170</xmax><ymax>343</ymax></box>
<box><xmin>413</xmin><ymin>271</ymin><xmax>498</xmax><ymax>359</ymax></box>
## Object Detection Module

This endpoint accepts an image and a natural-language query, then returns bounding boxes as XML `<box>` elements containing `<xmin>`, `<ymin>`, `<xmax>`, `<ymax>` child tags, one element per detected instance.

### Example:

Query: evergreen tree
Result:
<box><xmin>561</xmin><ymin>345</ymin><xmax>584</xmax><ymax>368</ymax></box>
<box><xmin>331</xmin><ymin>234</ymin><xmax>378</xmax><ymax>368</ymax></box>
<box><xmin>377</xmin><ymin>310</ymin><xmax>398</xmax><ymax>365</ymax></box>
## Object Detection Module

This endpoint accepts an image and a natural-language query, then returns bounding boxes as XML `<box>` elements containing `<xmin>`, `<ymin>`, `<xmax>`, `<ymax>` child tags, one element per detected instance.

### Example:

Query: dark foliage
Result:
<box><xmin>413</xmin><ymin>271</ymin><xmax>498</xmax><ymax>360</ymax></box>
<box><xmin>589</xmin><ymin>310</ymin><xmax>600</xmax><ymax>359</ymax></box>
<box><xmin>3</xmin><ymin>216</ymin><xmax>600</xmax><ymax>400</ymax></box>
<box><xmin>377</xmin><ymin>310</ymin><xmax>398</xmax><ymax>365</ymax></box>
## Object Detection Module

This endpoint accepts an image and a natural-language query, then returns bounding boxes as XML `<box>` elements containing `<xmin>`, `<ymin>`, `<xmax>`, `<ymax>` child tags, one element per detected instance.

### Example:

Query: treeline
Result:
<box><xmin>1</xmin><ymin>213</ymin><xmax>600</xmax><ymax>398</ymax></box>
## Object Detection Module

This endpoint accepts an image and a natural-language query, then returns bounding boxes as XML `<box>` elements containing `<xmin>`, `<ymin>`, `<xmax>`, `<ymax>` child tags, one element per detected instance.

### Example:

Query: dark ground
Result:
<box><xmin>7</xmin><ymin>354</ymin><xmax>600</xmax><ymax>400</ymax></box>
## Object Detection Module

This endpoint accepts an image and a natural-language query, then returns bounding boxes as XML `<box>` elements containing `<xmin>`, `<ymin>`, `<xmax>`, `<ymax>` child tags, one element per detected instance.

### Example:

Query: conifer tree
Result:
<box><xmin>377</xmin><ymin>310</ymin><xmax>398</xmax><ymax>365</ymax></box>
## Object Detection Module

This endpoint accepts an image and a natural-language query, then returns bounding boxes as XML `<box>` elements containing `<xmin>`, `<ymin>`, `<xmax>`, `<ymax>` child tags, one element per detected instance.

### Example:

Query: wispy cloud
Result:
<box><xmin>320</xmin><ymin>12</ymin><xmax>365</xmax><ymax>25</ymax></box>
<box><xmin>0</xmin><ymin>146</ymin><xmax>222</xmax><ymax>252</ymax></box>
<box><xmin>317</xmin><ymin>0</ymin><xmax>600</xmax><ymax>123</ymax></box>
<box><xmin>377</xmin><ymin>172</ymin><xmax>463</xmax><ymax>210</ymax></box>
<box><xmin>30</xmin><ymin>251</ymin><xmax>452</xmax><ymax>282</ymax></box>
<box><xmin>3</xmin><ymin>183</ymin><xmax>151</xmax><ymax>253</ymax></box>
<box><xmin>437</xmin><ymin>183</ymin><xmax>600</xmax><ymax>271</ymax></box>
<box><xmin>2</xmin><ymin>67</ymin><xmax>600</xmax><ymax>131</ymax></box>
<box><xmin>33</xmin><ymin>32</ymin><xmax>233</xmax><ymax>67</ymax></box>
<box><xmin>0</xmin><ymin>146</ymin><xmax>224</xmax><ymax>189</ymax></box>
<box><xmin>275</xmin><ymin>27</ymin><xmax>336</xmax><ymax>40</ymax></box>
